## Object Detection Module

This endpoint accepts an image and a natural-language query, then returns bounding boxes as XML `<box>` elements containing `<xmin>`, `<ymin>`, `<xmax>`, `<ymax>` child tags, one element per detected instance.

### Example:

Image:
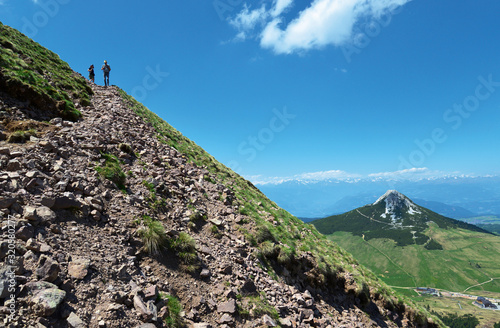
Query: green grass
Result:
<box><xmin>7</xmin><ymin>128</ymin><xmax>37</xmax><ymax>143</ymax></box>
<box><xmin>158</xmin><ymin>293</ymin><xmax>184</xmax><ymax>328</ymax></box>
<box><xmin>0</xmin><ymin>22</ymin><xmax>92</xmax><ymax>120</ymax></box>
<box><xmin>137</xmin><ymin>216</ymin><xmax>168</xmax><ymax>255</ymax></box>
<box><xmin>240</xmin><ymin>292</ymin><xmax>280</xmax><ymax>323</ymax></box>
<box><xmin>326</xmin><ymin>224</ymin><xmax>500</xmax><ymax>294</ymax></box>
<box><xmin>95</xmin><ymin>153</ymin><xmax>127</xmax><ymax>191</ymax></box>
<box><xmin>170</xmin><ymin>232</ymin><xmax>200</xmax><ymax>273</ymax></box>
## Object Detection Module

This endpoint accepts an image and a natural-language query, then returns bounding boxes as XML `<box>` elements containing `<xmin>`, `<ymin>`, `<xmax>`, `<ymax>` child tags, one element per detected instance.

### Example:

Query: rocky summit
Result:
<box><xmin>0</xmin><ymin>22</ymin><xmax>444</xmax><ymax>328</ymax></box>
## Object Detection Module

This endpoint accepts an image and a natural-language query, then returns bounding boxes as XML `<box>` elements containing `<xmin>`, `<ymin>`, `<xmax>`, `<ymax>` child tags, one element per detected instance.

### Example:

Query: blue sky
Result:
<box><xmin>1</xmin><ymin>0</ymin><xmax>500</xmax><ymax>185</ymax></box>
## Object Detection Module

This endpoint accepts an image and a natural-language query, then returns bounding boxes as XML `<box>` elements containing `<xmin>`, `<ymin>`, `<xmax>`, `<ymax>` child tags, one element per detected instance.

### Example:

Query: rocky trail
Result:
<box><xmin>0</xmin><ymin>84</ymin><xmax>431</xmax><ymax>328</ymax></box>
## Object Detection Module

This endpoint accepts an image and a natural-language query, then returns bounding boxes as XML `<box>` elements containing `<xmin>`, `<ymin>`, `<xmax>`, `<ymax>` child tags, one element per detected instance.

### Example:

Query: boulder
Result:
<box><xmin>217</xmin><ymin>299</ymin><xmax>236</xmax><ymax>314</ymax></box>
<box><xmin>52</xmin><ymin>193</ymin><xmax>80</xmax><ymax>210</ymax></box>
<box><xmin>31</xmin><ymin>287</ymin><xmax>66</xmax><ymax>316</ymax></box>
<box><xmin>36</xmin><ymin>206</ymin><xmax>56</xmax><ymax>223</ymax></box>
<box><xmin>15</xmin><ymin>225</ymin><xmax>35</xmax><ymax>241</ymax></box>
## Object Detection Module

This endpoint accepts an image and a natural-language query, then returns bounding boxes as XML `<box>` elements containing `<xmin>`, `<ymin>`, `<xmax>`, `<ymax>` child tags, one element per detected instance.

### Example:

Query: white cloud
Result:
<box><xmin>272</xmin><ymin>0</ymin><xmax>294</xmax><ymax>17</ymax></box>
<box><xmin>229</xmin><ymin>4</ymin><xmax>269</xmax><ymax>34</ymax></box>
<box><xmin>229</xmin><ymin>0</ymin><xmax>412</xmax><ymax>54</ymax></box>
<box><xmin>247</xmin><ymin>169</ymin><xmax>362</xmax><ymax>185</ymax></box>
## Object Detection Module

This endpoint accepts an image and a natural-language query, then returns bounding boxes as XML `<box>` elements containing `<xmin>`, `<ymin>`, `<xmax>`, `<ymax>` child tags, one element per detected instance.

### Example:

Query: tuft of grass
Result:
<box><xmin>240</xmin><ymin>293</ymin><xmax>279</xmax><ymax>322</ymax></box>
<box><xmin>137</xmin><ymin>216</ymin><xmax>168</xmax><ymax>255</ymax></box>
<box><xmin>95</xmin><ymin>153</ymin><xmax>126</xmax><ymax>191</ymax></box>
<box><xmin>171</xmin><ymin>232</ymin><xmax>200</xmax><ymax>273</ymax></box>
<box><xmin>119</xmin><ymin>142</ymin><xmax>133</xmax><ymax>154</ymax></box>
<box><xmin>7</xmin><ymin>129</ymin><xmax>36</xmax><ymax>143</ymax></box>
<box><xmin>158</xmin><ymin>293</ymin><xmax>184</xmax><ymax>328</ymax></box>
<box><xmin>210</xmin><ymin>224</ymin><xmax>222</xmax><ymax>239</ymax></box>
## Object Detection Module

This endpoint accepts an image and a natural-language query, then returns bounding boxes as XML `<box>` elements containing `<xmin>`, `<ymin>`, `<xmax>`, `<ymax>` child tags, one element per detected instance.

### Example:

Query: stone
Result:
<box><xmin>0</xmin><ymin>147</ymin><xmax>10</xmax><ymax>156</ymax></box>
<box><xmin>133</xmin><ymin>295</ymin><xmax>153</xmax><ymax>322</ymax></box>
<box><xmin>36</xmin><ymin>206</ymin><xmax>56</xmax><ymax>223</ymax></box>
<box><xmin>217</xmin><ymin>299</ymin><xmax>236</xmax><ymax>314</ymax></box>
<box><xmin>23</xmin><ymin>205</ymin><xmax>38</xmax><ymax>221</ymax></box>
<box><xmin>241</xmin><ymin>280</ymin><xmax>257</xmax><ymax>295</ymax></box>
<box><xmin>6</xmin><ymin>159</ymin><xmax>21</xmax><ymax>171</ymax></box>
<box><xmin>40</xmin><ymin>196</ymin><xmax>56</xmax><ymax>208</ymax></box>
<box><xmin>15</xmin><ymin>225</ymin><xmax>35</xmax><ymax>241</ymax></box>
<box><xmin>191</xmin><ymin>324</ymin><xmax>212</xmax><ymax>328</ymax></box>
<box><xmin>36</xmin><ymin>256</ymin><xmax>60</xmax><ymax>282</ymax></box>
<box><xmin>68</xmin><ymin>258</ymin><xmax>91</xmax><ymax>280</ymax></box>
<box><xmin>143</xmin><ymin>285</ymin><xmax>158</xmax><ymax>300</ymax></box>
<box><xmin>219</xmin><ymin>313</ymin><xmax>233</xmax><ymax>324</ymax></box>
<box><xmin>31</xmin><ymin>288</ymin><xmax>66</xmax><ymax>316</ymax></box>
<box><xmin>26</xmin><ymin>238</ymin><xmax>41</xmax><ymax>252</ymax></box>
<box><xmin>67</xmin><ymin>312</ymin><xmax>85</xmax><ymax>328</ymax></box>
<box><xmin>24</xmin><ymin>281</ymin><xmax>58</xmax><ymax>295</ymax></box>
<box><xmin>280</xmin><ymin>317</ymin><xmax>293</xmax><ymax>327</ymax></box>
<box><xmin>262</xmin><ymin>314</ymin><xmax>277</xmax><ymax>327</ymax></box>
<box><xmin>52</xmin><ymin>193</ymin><xmax>80</xmax><ymax>210</ymax></box>
<box><xmin>0</xmin><ymin>197</ymin><xmax>16</xmax><ymax>209</ymax></box>
<box><xmin>200</xmin><ymin>269</ymin><xmax>211</xmax><ymax>279</ymax></box>
<box><xmin>209</xmin><ymin>218</ymin><xmax>222</xmax><ymax>226</ymax></box>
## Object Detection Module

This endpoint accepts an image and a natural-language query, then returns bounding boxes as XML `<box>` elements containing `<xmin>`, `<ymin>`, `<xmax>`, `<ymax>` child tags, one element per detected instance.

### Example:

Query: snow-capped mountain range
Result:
<box><xmin>256</xmin><ymin>175</ymin><xmax>500</xmax><ymax>218</ymax></box>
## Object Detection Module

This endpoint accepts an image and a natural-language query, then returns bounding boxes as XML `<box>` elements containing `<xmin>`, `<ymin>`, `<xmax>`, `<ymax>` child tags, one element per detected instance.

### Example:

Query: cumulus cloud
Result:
<box><xmin>229</xmin><ymin>0</ymin><xmax>412</xmax><ymax>54</ymax></box>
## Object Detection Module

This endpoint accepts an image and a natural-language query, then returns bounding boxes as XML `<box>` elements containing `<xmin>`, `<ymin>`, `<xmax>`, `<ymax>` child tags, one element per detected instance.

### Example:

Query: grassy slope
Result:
<box><xmin>326</xmin><ymin>223</ymin><xmax>500</xmax><ymax>293</ymax></box>
<box><xmin>117</xmin><ymin>89</ymin><xmax>447</xmax><ymax>325</ymax></box>
<box><xmin>0</xmin><ymin>21</ymin><xmax>91</xmax><ymax>120</ymax></box>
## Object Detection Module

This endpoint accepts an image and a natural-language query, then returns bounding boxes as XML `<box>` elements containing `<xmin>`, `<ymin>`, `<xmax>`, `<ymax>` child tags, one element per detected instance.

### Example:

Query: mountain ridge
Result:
<box><xmin>259</xmin><ymin>176</ymin><xmax>500</xmax><ymax>218</ymax></box>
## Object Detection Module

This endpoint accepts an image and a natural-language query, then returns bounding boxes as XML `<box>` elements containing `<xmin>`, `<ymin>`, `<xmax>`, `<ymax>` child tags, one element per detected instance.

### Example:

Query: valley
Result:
<box><xmin>311</xmin><ymin>190</ymin><xmax>500</xmax><ymax>326</ymax></box>
<box><xmin>326</xmin><ymin>228</ymin><xmax>500</xmax><ymax>326</ymax></box>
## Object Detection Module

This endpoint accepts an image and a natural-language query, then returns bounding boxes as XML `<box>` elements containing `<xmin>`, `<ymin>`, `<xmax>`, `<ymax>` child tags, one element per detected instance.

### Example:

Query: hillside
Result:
<box><xmin>312</xmin><ymin>190</ymin><xmax>491</xmax><ymax>248</ymax></box>
<box><xmin>0</xmin><ymin>22</ymin><xmax>444</xmax><ymax>327</ymax></box>
<box><xmin>311</xmin><ymin>191</ymin><xmax>500</xmax><ymax>294</ymax></box>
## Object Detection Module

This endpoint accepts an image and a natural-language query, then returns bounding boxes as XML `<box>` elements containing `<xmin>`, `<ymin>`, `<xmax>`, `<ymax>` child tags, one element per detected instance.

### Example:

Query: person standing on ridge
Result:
<box><xmin>101</xmin><ymin>60</ymin><xmax>111</xmax><ymax>87</ymax></box>
<box><xmin>88</xmin><ymin>64</ymin><xmax>95</xmax><ymax>83</ymax></box>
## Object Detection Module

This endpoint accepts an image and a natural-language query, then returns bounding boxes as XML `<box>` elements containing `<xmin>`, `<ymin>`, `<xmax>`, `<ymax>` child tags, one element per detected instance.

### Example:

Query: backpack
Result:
<box><xmin>103</xmin><ymin>64</ymin><xmax>111</xmax><ymax>73</ymax></box>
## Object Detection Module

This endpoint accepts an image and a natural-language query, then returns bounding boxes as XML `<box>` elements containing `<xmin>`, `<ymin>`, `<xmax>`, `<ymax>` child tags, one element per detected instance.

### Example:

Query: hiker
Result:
<box><xmin>88</xmin><ymin>64</ymin><xmax>95</xmax><ymax>83</ymax></box>
<box><xmin>101</xmin><ymin>60</ymin><xmax>111</xmax><ymax>87</ymax></box>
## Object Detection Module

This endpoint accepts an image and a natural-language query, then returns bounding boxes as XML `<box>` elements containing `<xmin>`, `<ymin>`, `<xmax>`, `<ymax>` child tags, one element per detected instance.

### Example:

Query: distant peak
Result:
<box><xmin>373</xmin><ymin>190</ymin><xmax>406</xmax><ymax>205</ymax></box>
